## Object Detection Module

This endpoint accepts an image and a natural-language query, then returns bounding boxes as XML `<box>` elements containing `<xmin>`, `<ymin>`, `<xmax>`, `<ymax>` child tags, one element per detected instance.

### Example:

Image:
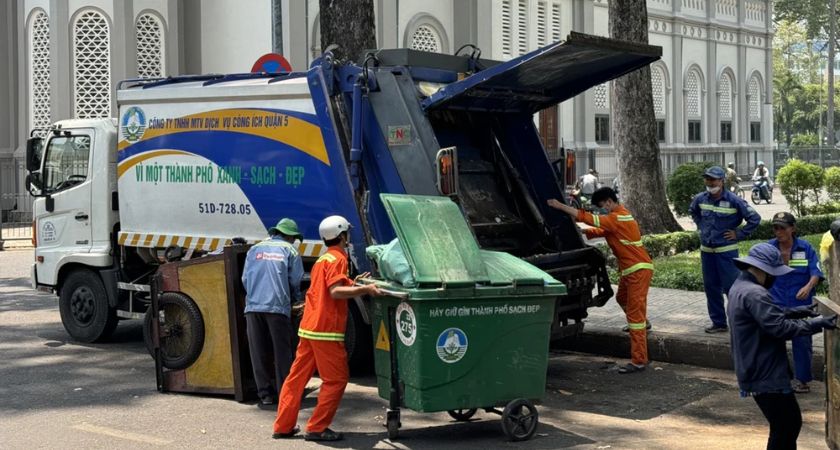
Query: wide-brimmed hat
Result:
<box><xmin>268</xmin><ymin>218</ymin><xmax>303</xmax><ymax>240</ymax></box>
<box><xmin>733</xmin><ymin>243</ymin><xmax>794</xmax><ymax>277</ymax></box>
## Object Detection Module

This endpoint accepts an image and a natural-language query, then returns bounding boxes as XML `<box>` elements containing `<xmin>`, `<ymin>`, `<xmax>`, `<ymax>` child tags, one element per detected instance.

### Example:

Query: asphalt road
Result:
<box><xmin>0</xmin><ymin>249</ymin><xmax>830</xmax><ymax>449</ymax></box>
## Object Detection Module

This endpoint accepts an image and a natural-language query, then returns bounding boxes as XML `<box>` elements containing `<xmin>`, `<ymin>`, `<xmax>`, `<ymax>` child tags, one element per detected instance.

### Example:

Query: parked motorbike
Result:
<box><xmin>751</xmin><ymin>178</ymin><xmax>772</xmax><ymax>204</ymax></box>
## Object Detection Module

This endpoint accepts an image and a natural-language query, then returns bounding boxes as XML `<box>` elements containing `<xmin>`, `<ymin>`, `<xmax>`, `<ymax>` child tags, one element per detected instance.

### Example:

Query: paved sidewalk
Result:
<box><xmin>559</xmin><ymin>286</ymin><xmax>827</xmax><ymax>379</ymax></box>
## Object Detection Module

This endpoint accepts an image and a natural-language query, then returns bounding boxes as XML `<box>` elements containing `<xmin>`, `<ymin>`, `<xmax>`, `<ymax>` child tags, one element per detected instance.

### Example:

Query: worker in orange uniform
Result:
<box><xmin>273</xmin><ymin>215</ymin><xmax>382</xmax><ymax>442</ymax></box>
<box><xmin>548</xmin><ymin>187</ymin><xmax>653</xmax><ymax>374</ymax></box>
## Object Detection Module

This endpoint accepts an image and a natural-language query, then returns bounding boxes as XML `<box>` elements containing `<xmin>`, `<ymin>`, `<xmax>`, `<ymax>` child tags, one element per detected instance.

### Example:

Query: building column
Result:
<box><xmin>282</xmin><ymin>0</ymin><xmax>307</xmax><ymax>70</ymax></box>
<box><xmin>706</xmin><ymin>0</ymin><xmax>718</xmax><ymax>145</ymax></box>
<box><xmin>672</xmin><ymin>34</ymin><xmax>684</xmax><ymax>145</ymax></box>
<box><xmin>50</xmin><ymin>0</ymin><xmax>71</xmax><ymax>121</ymax></box>
<box><xmin>165</xmin><ymin>0</ymin><xmax>181</xmax><ymax>76</ymax></box>
<box><xmin>112</xmin><ymin>0</ymin><xmax>134</xmax><ymax>116</ymax></box>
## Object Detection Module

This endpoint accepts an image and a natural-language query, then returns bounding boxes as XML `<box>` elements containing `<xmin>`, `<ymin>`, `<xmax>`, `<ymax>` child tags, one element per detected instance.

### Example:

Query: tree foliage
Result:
<box><xmin>665</xmin><ymin>161</ymin><xmax>716</xmax><ymax>217</ymax></box>
<box><xmin>825</xmin><ymin>167</ymin><xmax>840</xmax><ymax>202</ymax></box>
<box><xmin>777</xmin><ymin>159</ymin><xmax>824</xmax><ymax>215</ymax></box>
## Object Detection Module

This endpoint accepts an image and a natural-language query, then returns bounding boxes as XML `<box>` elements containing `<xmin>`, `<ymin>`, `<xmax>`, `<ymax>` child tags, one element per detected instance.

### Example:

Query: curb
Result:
<box><xmin>557</xmin><ymin>325</ymin><xmax>826</xmax><ymax>381</ymax></box>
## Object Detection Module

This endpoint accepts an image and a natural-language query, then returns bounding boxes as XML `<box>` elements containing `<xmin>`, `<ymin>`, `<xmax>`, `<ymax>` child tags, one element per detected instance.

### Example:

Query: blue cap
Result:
<box><xmin>703</xmin><ymin>166</ymin><xmax>725</xmax><ymax>179</ymax></box>
<box><xmin>733</xmin><ymin>243</ymin><xmax>795</xmax><ymax>277</ymax></box>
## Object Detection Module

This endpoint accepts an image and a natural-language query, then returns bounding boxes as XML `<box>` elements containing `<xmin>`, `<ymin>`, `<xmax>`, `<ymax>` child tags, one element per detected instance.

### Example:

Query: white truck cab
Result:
<box><xmin>27</xmin><ymin>119</ymin><xmax>121</xmax><ymax>341</ymax></box>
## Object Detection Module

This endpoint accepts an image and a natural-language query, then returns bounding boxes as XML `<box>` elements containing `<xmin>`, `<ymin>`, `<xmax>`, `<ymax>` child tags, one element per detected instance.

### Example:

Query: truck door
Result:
<box><xmin>35</xmin><ymin>131</ymin><xmax>94</xmax><ymax>283</ymax></box>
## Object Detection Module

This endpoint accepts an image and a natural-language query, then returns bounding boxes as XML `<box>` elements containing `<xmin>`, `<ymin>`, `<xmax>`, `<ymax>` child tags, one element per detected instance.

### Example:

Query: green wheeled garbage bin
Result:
<box><xmin>368</xmin><ymin>194</ymin><xmax>566</xmax><ymax>442</ymax></box>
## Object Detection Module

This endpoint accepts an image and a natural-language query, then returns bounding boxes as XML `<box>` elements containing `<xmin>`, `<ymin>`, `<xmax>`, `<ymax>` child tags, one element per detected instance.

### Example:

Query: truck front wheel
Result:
<box><xmin>59</xmin><ymin>269</ymin><xmax>118</xmax><ymax>343</ymax></box>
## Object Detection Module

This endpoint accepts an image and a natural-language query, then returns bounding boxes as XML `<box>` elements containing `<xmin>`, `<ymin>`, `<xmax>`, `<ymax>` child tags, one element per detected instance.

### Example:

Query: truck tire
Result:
<box><xmin>59</xmin><ymin>269</ymin><xmax>118</xmax><ymax>343</ymax></box>
<box><xmin>345</xmin><ymin>303</ymin><xmax>372</xmax><ymax>375</ymax></box>
<box><xmin>152</xmin><ymin>292</ymin><xmax>205</xmax><ymax>370</ymax></box>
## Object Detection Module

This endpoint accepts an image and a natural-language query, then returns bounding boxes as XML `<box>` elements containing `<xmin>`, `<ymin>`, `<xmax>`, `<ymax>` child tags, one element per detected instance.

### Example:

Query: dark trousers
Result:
<box><xmin>701</xmin><ymin>250</ymin><xmax>739</xmax><ymax>327</ymax></box>
<box><xmin>245</xmin><ymin>312</ymin><xmax>293</xmax><ymax>400</ymax></box>
<box><xmin>753</xmin><ymin>392</ymin><xmax>802</xmax><ymax>450</ymax></box>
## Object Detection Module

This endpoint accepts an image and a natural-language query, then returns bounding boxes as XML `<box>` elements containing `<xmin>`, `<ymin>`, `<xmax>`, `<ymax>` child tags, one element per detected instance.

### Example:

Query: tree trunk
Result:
<box><xmin>319</xmin><ymin>0</ymin><xmax>376</xmax><ymax>63</ymax></box>
<box><xmin>609</xmin><ymin>0</ymin><xmax>682</xmax><ymax>234</ymax></box>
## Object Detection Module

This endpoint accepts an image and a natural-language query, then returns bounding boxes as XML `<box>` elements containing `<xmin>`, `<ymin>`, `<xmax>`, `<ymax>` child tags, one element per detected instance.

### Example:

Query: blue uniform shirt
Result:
<box><xmin>768</xmin><ymin>237</ymin><xmax>823</xmax><ymax>307</ymax></box>
<box><xmin>241</xmin><ymin>237</ymin><xmax>304</xmax><ymax>316</ymax></box>
<box><xmin>727</xmin><ymin>271</ymin><xmax>817</xmax><ymax>394</ymax></box>
<box><xmin>690</xmin><ymin>190</ymin><xmax>760</xmax><ymax>248</ymax></box>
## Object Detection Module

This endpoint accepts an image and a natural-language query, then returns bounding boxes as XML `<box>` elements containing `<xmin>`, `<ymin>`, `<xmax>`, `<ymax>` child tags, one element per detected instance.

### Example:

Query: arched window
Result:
<box><xmin>651</xmin><ymin>65</ymin><xmax>667</xmax><ymax>142</ymax></box>
<box><xmin>593</xmin><ymin>83</ymin><xmax>610</xmax><ymax>144</ymax></box>
<box><xmin>685</xmin><ymin>68</ymin><xmax>703</xmax><ymax>143</ymax></box>
<box><xmin>410</xmin><ymin>25</ymin><xmax>442</xmax><ymax>53</ymax></box>
<box><xmin>29</xmin><ymin>9</ymin><xmax>51</xmax><ymax>135</ymax></box>
<box><xmin>136</xmin><ymin>13</ymin><xmax>165</xmax><ymax>78</ymax></box>
<box><xmin>748</xmin><ymin>75</ymin><xmax>762</xmax><ymax>143</ymax></box>
<box><xmin>73</xmin><ymin>10</ymin><xmax>111</xmax><ymax>118</ymax></box>
<box><xmin>718</xmin><ymin>72</ymin><xmax>734</xmax><ymax>143</ymax></box>
<box><xmin>310</xmin><ymin>14</ymin><xmax>321</xmax><ymax>60</ymax></box>
<box><xmin>748</xmin><ymin>76</ymin><xmax>761</xmax><ymax>121</ymax></box>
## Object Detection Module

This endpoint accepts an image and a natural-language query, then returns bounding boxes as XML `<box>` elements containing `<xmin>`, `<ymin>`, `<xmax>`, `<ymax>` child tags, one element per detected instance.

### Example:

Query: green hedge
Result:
<box><xmin>606</xmin><ymin>233</ymin><xmax>830</xmax><ymax>294</ymax></box>
<box><xmin>634</xmin><ymin>213</ymin><xmax>838</xmax><ymax>258</ymax></box>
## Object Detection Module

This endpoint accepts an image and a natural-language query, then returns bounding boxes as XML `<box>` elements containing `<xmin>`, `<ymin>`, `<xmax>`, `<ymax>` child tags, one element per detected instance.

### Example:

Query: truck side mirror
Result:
<box><xmin>435</xmin><ymin>147</ymin><xmax>458</xmax><ymax>197</ymax></box>
<box><xmin>26</xmin><ymin>137</ymin><xmax>43</xmax><ymax>172</ymax></box>
<box><xmin>25</xmin><ymin>172</ymin><xmax>44</xmax><ymax>194</ymax></box>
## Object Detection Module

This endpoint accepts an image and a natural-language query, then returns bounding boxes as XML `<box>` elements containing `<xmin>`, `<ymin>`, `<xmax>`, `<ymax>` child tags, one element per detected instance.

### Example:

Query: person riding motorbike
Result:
<box><xmin>725</xmin><ymin>162</ymin><xmax>741</xmax><ymax>193</ymax></box>
<box><xmin>752</xmin><ymin>161</ymin><xmax>773</xmax><ymax>200</ymax></box>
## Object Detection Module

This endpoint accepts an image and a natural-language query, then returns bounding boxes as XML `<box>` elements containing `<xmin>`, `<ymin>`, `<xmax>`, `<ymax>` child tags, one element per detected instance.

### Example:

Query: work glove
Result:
<box><xmin>808</xmin><ymin>314</ymin><xmax>838</xmax><ymax>332</ymax></box>
<box><xmin>783</xmin><ymin>304</ymin><xmax>819</xmax><ymax>319</ymax></box>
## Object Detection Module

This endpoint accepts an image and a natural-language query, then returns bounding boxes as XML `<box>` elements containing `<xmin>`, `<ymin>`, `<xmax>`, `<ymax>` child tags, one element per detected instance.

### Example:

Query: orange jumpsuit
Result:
<box><xmin>274</xmin><ymin>246</ymin><xmax>353</xmax><ymax>434</ymax></box>
<box><xmin>577</xmin><ymin>206</ymin><xmax>653</xmax><ymax>366</ymax></box>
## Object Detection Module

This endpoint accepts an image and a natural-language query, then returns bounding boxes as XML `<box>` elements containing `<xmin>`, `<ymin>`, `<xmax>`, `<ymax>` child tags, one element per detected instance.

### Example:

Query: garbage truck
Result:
<box><xmin>24</xmin><ymin>32</ymin><xmax>661</xmax><ymax>369</ymax></box>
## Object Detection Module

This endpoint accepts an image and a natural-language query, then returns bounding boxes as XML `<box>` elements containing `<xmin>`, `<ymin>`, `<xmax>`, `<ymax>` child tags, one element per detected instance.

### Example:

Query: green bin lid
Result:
<box><xmin>379</xmin><ymin>194</ymin><xmax>489</xmax><ymax>287</ymax></box>
<box><xmin>480</xmin><ymin>250</ymin><xmax>563</xmax><ymax>287</ymax></box>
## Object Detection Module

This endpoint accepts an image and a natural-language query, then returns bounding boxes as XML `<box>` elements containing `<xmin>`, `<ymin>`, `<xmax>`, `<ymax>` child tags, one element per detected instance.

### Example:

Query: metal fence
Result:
<box><xmin>774</xmin><ymin>147</ymin><xmax>840</xmax><ymax>169</ymax></box>
<box><xmin>1</xmin><ymin>192</ymin><xmax>33</xmax><ymax>245</ymax></box>
<box><xmin>568</xmin><ymin>145</ymin><xmax>775</xmax><ymax>185</ymax></box>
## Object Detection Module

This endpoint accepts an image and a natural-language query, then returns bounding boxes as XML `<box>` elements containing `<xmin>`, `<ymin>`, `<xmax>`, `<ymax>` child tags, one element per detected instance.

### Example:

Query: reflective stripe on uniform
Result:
<box><xmin>298</xmin><ymin>328</ymin><xmax>345</xmax><ymax>341</ymax></box>
<box><xmin>700</xmin><ymin>244</ymin><xmax>739</xmax><ymax>253</ymax></box>
<box><xmin>592</xmin><ymin>214</ymin><xmax>600</xmax><ymax>227</ymax></box>
<box><xmin>621</xmin><ymin>262</ymin><xmax>655</xmax><ymax>277</ymax></box>
<box><xmin>317</xmin><ymin>253</ymin><xmax>337</xmax><ymax>263</ymax></box>
<box><xmin>789</xmin><ymin>259</ymin><xmax>808</xmax><ymax>267</ymax></box>
<box><xmin>255</xmin><ymin>239</ymin><xmax>299</xmax><ymax>256</ymax></box>
<box><xmin>698</xmin><ymin>203</ymin><xmax>737</xmax><ymax>215</ymax></box>
<box><xmin>627</xmin><ymin>322</ymin><xmax>647</xmax><ymax>330</ymax></box>
<box><xmin>620</xmin><ymin>239</ymin><xmax>644</xmax><ymax>247</ymax></box>
<box><xmin>617</xmin><ymin>215</ymin><xmax>635</xmax><ymax>222</ymax></box>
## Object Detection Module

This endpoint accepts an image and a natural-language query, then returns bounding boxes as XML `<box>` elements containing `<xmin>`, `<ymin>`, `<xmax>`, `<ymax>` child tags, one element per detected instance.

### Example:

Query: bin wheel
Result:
<box><xmin>448</xmin><ymin>408</ymin><xmax>477</xmax><ymax>421</ymax></box>
<box><xmin>387</xmin><ymin>416</ymin><xmax>400</xmax><ymax>440</ymax></box>
<box><xmin>501</xmin><ymin>399</ymin><xmax>539</xmax><ymax>442</ymax></box>
<box><xmin>152</xmin><ymin>292</ymin><xmax>205</xmax><ymax>370</ymax></box>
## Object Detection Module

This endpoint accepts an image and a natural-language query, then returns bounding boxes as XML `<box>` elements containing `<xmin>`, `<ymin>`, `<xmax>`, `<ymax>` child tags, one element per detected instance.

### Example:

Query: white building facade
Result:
<box><xmin>1</xmin><ymin>0</ymin><xmax>773</xmax><ymax>200</ymax></box>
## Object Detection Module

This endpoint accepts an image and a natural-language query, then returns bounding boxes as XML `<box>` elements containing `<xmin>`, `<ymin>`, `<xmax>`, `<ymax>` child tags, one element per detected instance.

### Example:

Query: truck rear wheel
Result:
<box><xmin>59</xmin><ymin>269</ymin><xmax>118</xmax><ymax>343</ymax></box>
<box><xmin>345</xmin><ymin>303</ymin><xmax>372</xmax><ymax>375</ymax></box>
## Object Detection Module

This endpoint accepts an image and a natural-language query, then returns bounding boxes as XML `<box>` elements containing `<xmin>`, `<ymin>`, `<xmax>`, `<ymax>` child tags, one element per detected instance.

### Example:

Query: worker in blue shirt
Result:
<box><xmin>690</xmin><ymin>166</ymin><xmax>761</xmax><ymax>333</ymax></box>
<box><xmin>727</xmin><ymin>243</ymin><xmax>836</xmax><ymax>450</ymax></box>
<box><xmin>767</xmin><ymin>212</ymin><xmax>824</xmax><ymax>394</ymax></box>
<box><xmin>242</xmin><ymin>218</ymin><xmax>305</xmax><ymax>406</ymax></box>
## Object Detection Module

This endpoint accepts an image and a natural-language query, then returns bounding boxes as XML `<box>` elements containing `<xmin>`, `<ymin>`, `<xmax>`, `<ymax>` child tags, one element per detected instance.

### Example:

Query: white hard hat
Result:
<box><xmin>319</xmin><ymin>215</ymin><xmax>352</xmax><ymax>240</ymax></box>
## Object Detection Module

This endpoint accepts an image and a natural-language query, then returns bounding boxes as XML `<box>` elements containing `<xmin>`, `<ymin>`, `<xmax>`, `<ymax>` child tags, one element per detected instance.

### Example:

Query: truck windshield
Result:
<box><xmin>41</xmin><ymin>134</ymin><xmax>91</xmax><ymax>193</ymax></box>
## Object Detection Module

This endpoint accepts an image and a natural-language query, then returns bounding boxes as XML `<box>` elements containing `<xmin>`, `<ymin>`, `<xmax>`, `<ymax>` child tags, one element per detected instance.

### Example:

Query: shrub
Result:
<box><xmin>777</xmin><ymin>159</ymin><xmax>823</xmax><ymax>216</ymax></box>
<box><xmin>666</xmin><ymin>161</ymin><xmax>717</xmax><ymax>217</ymax></box>
<box><xmin>641</xmin><ymin>231</ymin><xmax>700</xmax><ymax>257</ymax></box>
<box><xmin>804</xmin><ymin>202</ymin><xmax>840</xmax><ymax>216</ymax></box>
<box><xmin>825</xmin><ymin>167</ymin><xmax>840</xmax><ymax>202</ymax></box>
<box><xmin>808</xmin><ymin>163</ymin><xmax>825</xmax><ymax>205</ymax></box>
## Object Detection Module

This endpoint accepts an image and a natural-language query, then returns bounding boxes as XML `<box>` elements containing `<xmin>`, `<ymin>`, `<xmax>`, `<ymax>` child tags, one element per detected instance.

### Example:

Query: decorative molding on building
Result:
<box><xmin>28</xmin><ymin>8</ymin><xmax>51</xmax><ymax>135</ymax></box>
<box><xmin>136</xmin><ymin>11</ymin><xmax>166</xmax><ymax>78</ymax></box>
<box><xmin>404</xmin><ymin>13</ymin><xmax>450</xmax><ymax>54</ymax></box>
<box><xmin>72</xmin><ymin>9</ymin><xmax>112</xmax><ymax>119</ymax></box>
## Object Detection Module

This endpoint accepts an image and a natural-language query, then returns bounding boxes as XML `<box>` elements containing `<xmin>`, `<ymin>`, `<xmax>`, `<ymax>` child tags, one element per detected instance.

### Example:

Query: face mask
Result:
<box><xmin>762</xmin><ymin>275</ymin><xmax>776</xmax><ymax>289</ymax></box>
<box><xmin>597</xmin><ymin>207</ymin><xmax>610</xmax><ymax>215</ymax></box>
<box><xmin>706</xmin><ymin>186</ymin><xmax>721</xmax><ymax>194</ymax></box>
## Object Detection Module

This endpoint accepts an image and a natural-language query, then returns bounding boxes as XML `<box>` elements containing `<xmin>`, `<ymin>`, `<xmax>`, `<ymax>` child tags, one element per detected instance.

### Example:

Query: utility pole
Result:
<box><xmin>829</xmin><ymin>0</ymin><xmax>836</xmax><ymax>147</ymax></box>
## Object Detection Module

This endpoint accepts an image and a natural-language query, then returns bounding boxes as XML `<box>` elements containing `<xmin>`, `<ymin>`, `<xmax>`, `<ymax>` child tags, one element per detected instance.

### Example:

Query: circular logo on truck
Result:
<box><xmin>121</xmin><ymin>106</ymin><xmax>147</xmax><ymax>142</ymax></box>
<box><xmin>436</xmin><ymin>328</ymin><xmax>468</xmax><ymax>364</ymax></box>
<box><xmin>395</xmin><ymin>303</ymin><xmax>416</xmax><ymax>346</ymax></box>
